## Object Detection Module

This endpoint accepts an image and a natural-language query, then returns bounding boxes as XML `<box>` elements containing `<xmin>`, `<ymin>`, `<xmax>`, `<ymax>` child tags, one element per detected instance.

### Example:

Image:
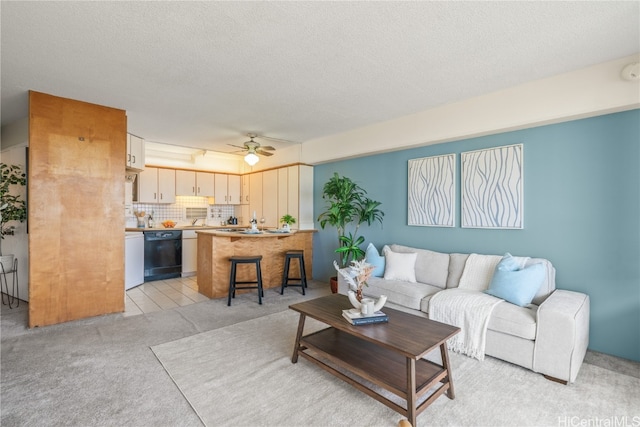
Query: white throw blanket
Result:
<box><xmin>429</xmin><ymin>288</ymin><xmax>502</xmax><ymax>361</ymax></box>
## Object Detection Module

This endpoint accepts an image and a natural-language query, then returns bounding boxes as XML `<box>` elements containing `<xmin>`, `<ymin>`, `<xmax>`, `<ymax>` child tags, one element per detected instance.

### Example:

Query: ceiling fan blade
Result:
<box><xmin>228</xmin><ymin>143</ymin><xmax>248</xmax><ymax>150</ymax></box>
<box><xmin>256</xmin><ymin>149</ymin><xmax>274</xmax><ymax>156</ymax></box>
<box><xmin>260</xmin><ymin>145</ymin><xmax>276</xmax><ymax>151</ymax></box>
<box><xmin>256</xmin><ymin>135</ymin><xmax>300</xmax><ymax>144</ymax></box>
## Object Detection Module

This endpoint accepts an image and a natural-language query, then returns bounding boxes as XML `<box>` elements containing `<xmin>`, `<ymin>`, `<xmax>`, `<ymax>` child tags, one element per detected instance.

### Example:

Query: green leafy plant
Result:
<box><xmin>280</xmin><ymin>214</ymin><xmax>296</xmax><ymax>226</ymax></box>
<box><xmin>317</xmin><ymin>172</ymin><xmax>384</xmax><ymax>268</ymax></box>
<box><xmin>0</xmin><ymin>163</ymin><xmax>27</xmax><ymax>248</ymax></box>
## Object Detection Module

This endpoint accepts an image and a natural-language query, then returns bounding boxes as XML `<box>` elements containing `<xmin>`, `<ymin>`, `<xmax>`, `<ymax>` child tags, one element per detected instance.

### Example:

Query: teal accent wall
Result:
<box><xmin>313</xmin><ymin>109</ymin><xmax>640</xmax><ymax>362</ymax></box>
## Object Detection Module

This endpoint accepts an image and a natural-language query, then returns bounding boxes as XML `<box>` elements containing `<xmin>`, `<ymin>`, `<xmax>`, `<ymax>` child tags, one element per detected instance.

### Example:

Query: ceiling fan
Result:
<box><xmin>228</xmin><ymin>134</ymin><xmax>276</xmax><ymax>166</ymax></box>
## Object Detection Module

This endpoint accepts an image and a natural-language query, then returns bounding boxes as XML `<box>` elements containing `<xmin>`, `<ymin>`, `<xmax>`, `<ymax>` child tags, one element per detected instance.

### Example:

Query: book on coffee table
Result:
<box><xmin>342</xmin><ymin>309</ymin><xmax>388</xmax><ymax>325</ymax></box>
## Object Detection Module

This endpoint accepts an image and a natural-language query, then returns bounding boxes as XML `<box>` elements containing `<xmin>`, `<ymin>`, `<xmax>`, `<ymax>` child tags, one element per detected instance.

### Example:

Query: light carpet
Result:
<box><xmin>151</xmin><ymin>310</ymin><xmax>640</xmax><ymax>427</ymax></box>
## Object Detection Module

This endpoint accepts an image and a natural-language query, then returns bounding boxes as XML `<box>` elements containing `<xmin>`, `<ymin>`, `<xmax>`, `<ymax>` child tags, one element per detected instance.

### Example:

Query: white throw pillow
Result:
<box><xmin>383</xmin><ymin>250</ymin><xmax>417</xmax><ymax>282</ymax></box>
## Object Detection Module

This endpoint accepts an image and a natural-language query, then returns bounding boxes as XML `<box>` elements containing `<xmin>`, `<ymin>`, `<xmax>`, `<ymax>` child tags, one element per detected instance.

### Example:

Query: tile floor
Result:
<box><xmin>124</xmin><ymin>275</ymin><xmax>210</xmax><ymax>317</ymax></box>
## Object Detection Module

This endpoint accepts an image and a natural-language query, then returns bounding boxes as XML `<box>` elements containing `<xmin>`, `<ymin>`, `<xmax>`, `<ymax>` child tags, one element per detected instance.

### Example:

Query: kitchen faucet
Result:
<box><xmin>191</xmin><ymin>218</ymin><xmax>200</xmax><ymax>226</ymax></box>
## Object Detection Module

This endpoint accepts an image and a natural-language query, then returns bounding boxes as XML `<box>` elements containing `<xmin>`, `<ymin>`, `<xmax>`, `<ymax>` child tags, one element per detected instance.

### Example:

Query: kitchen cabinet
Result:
<box><xmin>248</xmin><ymin>172</ymin><xmax>263</xmax><ymax>223</ymax></box>
<box><xmin>125</xmin><ymin>232</ymin><xmax>144</xmax><ymax>289</ymax></box>
<box><xmin>137</xmin><ymin>167</ymin><xmax>176</xmax><ymax>203</ymax></box>
<box><xmin>175</xmin><ymin>170</ymin><xmax>214</xmax><ymax>197</ymax></box>
<box><xmin>262</xmin><ymin>170</ymin><xmax>278</xmax><ymax>228</ymax></box>
<box><xmin>175</xmin><ymin>170</ymin><xmax>196</xmax><ymax>195</ymax></box>
<box><xmin>228</xmin><ymin>175</ymin><xmax>240</xmax><ymax>204</ymax></box>
<box><xmin>126</xmin><ymin>133</ymin><xmax>145</xmax><ymax>171</ymax></box>
<box><xmin>182</xmin><ymin>230</ymin><xmax>197</xmax><ymax>276</ymax></box>
<box><xmin>197</xmin><ymin>172</ymin><xmax>215</xmax><ymax>197</ymax></box>
<box><xmin>277</xmin><ymin>168</ymin><xmax>289</xmax><ymax>225</ymax></box>
<box><xmin>276</xmin><ymin>165</ymin><xmax>313</xmax><ymax>230</ymax></box>
<box><xmin>243</xmin><ymin>165</ymin><xmax>313</xmax><ymax>229</ymax></box>
<box><xmin>214</xmin><ymin>173</ymin><xmax>228</xmax><ymax>204</ymax></box>
<box><xmin>240</xmin><ymin>175</ymin><xmax>250</xmax><ymax>205</ymax></box>
<box><xmin>214</xmin><ymin>173</ymin><xmax>241</xmax><ymax>204</ymax></box>
<box><xmin>276</xmin><ymin>165</ymin><xmax>303</xmax><ymax>227</ymax></box>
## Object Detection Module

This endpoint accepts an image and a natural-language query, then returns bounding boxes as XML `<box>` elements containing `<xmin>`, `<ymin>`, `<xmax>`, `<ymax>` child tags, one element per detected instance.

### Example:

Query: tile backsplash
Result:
<box><xmin>127</xmin><ymin>195</ymin><xmax>235</xmax><ymax>227</ymax></box>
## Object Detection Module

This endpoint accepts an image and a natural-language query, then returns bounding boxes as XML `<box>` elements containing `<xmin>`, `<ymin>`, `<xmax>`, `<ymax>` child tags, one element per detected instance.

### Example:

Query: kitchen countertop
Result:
<box><xmin>124</xmin><ymin>225</ymin><xmax>248</xmax><ymax>232</ymax></box>
<box><xmin>195</xmin><ymin>229</ymin><xmax>304</xmax><ymax>238</ymax></box>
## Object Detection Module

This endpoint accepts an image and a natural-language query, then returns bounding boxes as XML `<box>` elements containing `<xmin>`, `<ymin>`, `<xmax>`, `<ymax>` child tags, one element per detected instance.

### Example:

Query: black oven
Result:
<box><xmin>143</xmin><ymin>230</ymin><xmax>182</xmax><ymax>282</ymax></box>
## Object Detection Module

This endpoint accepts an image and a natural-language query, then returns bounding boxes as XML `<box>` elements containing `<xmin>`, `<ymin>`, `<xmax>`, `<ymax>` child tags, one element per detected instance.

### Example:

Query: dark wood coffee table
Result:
<box><xmin>289</xmin><ymin>294</ymin><xmax>460</xmax><ymax>426</ymax></box>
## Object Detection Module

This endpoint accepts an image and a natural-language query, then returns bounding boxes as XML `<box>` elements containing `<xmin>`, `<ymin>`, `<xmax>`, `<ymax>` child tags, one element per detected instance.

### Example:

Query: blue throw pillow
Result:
<box><xmin>365</xmin><ymin>243</ymin><xmax>385</xmax><ymax>277</ymax></box>
<box><xmin>485</xmin><ymin>254</ymin><xmax>546</xmax><ymax>306</ymax></box>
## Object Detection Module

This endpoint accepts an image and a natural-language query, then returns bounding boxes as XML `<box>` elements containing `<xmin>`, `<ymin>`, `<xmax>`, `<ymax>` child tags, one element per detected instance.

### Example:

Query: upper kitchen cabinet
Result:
<box><xmin>248</xmin><ymin>172</ymin><xmax>263</xmax><ymax>221</ymax></box>
<box><xmin>240</xmin><ymin>175</ymin><xmax>250</xmax><ymax>205</ymax></box>
<box><xmin>197</xmin><ymin>172</ymin><xmax>215</xmax><ymax>197</ymax></box>
<box><xmin>262</xmin><ymin>169</ymin><xmax>278</xmax><ymax>228</ymax></box>
<box><xmin>126</xmin><ymin>133</ymin><xmax>145</xmax><ymax>171</ymax></box>
<box><xmin>176</xmin><ymin>170</ymin><xmax>214</xmax><ymax>197</ymax></box>
<box><xmin>214</xmin><ymin>173</ymin><xmax>241</xmax><ymax>204</ymax></box>
<box><xmin>240</xmin><ymin>165</ymin><xmax>313</xmax><ymax>228</ymax></box>
<box><xmin>137</xmin><ymin>167</ymin><xmax>176</xmax><ymax>203</ymax></box>
<box><xmin>175</xmin><ymin>170</ymin><xmax>195</xmax><ymax>195</ymax></box>
<box><xmin>243</xmin><ymin>165</ymin><xmax>313</xmax><ymax>229</ymax></box>
<box><xmin>276</xmin><ymin>165</ymin><xmax>314</xmax><ymax>230</ymax></box>
<box><xmin>228</xmin><ymin>175</ymin><xmax>240</xmax><ymax>204</ymax></box>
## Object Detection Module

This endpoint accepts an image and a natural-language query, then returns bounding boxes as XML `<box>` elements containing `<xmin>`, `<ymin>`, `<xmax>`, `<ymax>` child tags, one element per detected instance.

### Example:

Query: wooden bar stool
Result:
<box><xmin>228</xmin><ymin>255</ymin><xmax>264</xmax><ymax>306</ymax></box>
<box><xmin>280</xmin><ymin>250</ymin><xmax>307</xmax><ymax>295</ymax></box>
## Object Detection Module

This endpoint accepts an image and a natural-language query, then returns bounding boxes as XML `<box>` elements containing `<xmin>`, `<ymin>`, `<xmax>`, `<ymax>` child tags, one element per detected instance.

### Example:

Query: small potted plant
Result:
<box><xmin>280</xmin><ymin>214</ymin><xmax>296</xmax><ymax>231</ymax></box>
<box><xmin>0</xmin><ymin>163</ymin><xmax>27</xmax><ymax>271</ymax></box>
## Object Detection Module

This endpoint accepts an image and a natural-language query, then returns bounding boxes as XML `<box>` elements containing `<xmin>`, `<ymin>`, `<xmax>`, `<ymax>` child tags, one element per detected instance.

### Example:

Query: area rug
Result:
<box><xmin>151</xmin><ymin>310</ymin><xmax>640</xmax><ymax>427</ymax></box>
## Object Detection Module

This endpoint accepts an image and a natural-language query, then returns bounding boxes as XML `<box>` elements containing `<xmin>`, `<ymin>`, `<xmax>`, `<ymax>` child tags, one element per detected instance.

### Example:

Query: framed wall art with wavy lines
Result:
<box><xmin>461</xmin><ymin>144</ymin><xmax>523</xmax><ymax>229</ymax></box>
<box><xmin>408</xmin><ymin>153</ymin><xmax>456</xmax><ymax>227</ymax></box>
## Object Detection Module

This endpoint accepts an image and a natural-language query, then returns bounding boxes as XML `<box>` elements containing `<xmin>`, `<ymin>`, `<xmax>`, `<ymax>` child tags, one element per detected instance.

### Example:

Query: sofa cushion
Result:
<box><xmin>487</xmin><ymin>302</ymin><xmax>538</xmax><ymax>340</ymax></box>
<box><xmin>383</xmin><ymin>250</ymin><xmax>417</xmax><ymax>282</ymax></box>
<box><xmin>389</xmin><ymin>244</ymin><xmax>450</xmax><ymax>288</ymax></box>
<box><xmin>363</xmin><ymin>277</ymin><xmax>440</xmax><ymax>311</ymax></box>
<box><xmin>527</xmin><ymin>258</ymin><xmax>556</xmax><ymax>305</ymax></box>
<box><xmin>485</xmin><ymin>254</ymin><xmax>546</xmax><ymax>307</ymax></box>
<box><xmin>365</xmin><ymin>243</ymin><xmax>385</xmax><ymax>277</ymax></box>
<box><xmin>446</xmin><ymin>253</ymin><xmax>470</xmax><ymax>289</ymax></box>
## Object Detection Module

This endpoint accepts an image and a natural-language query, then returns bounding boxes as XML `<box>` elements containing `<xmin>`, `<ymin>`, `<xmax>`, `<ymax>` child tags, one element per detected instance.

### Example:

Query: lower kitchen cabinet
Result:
<box><xmin>182</xmin><ymin>230</ymin><xmax>197</xmax><ymax>276</ymax></box>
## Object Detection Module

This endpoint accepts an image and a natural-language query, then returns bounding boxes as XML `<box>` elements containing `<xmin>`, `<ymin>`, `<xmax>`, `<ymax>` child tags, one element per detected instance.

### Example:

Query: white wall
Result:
<box><xmin>0</xmin><ymin>117</ymin><xmax>29</xmax><ymax>150</ymax></box>
<box><xmin>301</xmin><ymin>54</ymin><xmax>640</xmax><ymax>165</ymax></box>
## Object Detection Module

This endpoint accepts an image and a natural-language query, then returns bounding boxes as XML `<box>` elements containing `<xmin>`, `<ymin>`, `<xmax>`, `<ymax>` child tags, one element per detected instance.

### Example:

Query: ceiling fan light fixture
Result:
<box><xmin>244</xmin><ymin>152</ymin><xmax>259</xmax><ymax>166</ymax></box>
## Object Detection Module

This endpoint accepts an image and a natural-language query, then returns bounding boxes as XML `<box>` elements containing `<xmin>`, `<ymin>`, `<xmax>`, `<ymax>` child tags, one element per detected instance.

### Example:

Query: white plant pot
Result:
<box><xmin>282</xmin><ymin>223</ymin><xmax>290</xmax><ymax>231</ymax></box>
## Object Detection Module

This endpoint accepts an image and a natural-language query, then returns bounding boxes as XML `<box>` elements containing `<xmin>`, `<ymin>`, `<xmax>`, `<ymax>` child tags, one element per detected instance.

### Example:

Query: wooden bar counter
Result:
<box><xmin>196</xmin><ymin>229</ymin><xmax>315</xmax><ymax>299</ymax></box>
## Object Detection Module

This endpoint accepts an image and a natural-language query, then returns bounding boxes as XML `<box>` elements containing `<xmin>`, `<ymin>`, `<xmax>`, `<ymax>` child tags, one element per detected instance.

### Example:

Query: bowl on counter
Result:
<box><xmin>161</xmin><ymin>220</ymin><xmax>176</xmax><ymax>228</ymax></box>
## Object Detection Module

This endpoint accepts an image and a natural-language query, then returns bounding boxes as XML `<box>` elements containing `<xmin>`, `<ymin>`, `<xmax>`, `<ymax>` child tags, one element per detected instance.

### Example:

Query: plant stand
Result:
<box><xmin>0</xmin><ymin>257</ymin><xmax>19</xmax><ymax>308</ymax></box>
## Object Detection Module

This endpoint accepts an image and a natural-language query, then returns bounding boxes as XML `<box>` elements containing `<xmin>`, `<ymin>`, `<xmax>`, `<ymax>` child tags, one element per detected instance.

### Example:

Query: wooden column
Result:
<box><xmin>28</xmin><ymin>91</ymin><xmax>126</xmax><ymax>327</ymax></box>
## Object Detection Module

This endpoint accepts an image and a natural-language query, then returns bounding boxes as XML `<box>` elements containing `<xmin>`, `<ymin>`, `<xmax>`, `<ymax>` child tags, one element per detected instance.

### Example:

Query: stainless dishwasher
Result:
<box><xmin>143</xmin><ymin>230</ymin><xmax>182</xmax><ymax>281</ymax></box>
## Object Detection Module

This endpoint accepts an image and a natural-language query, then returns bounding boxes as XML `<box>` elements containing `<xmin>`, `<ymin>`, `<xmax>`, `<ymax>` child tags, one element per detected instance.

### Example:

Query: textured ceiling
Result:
<box><xmin>2</xmin><ymin>1</ymin><xmax>639</xmax><ymax>154</ymax></box>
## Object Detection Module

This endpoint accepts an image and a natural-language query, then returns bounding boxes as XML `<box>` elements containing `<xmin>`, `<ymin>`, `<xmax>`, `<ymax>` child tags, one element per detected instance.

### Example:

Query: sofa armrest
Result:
<box><xmin>534</xmin><ymin>290</ymin><xmax>590</xmax><ymax>383</ymax></box>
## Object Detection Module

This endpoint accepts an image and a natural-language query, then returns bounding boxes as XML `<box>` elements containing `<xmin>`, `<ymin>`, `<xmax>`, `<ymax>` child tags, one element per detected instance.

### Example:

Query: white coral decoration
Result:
<box><xmin>333</xmin><ymin>258</ymin><xmax>373</xmax><ymax>292</ymax></box>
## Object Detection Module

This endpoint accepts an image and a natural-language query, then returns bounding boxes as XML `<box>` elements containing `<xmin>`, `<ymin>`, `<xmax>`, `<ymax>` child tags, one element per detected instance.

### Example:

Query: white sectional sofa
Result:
<box><xmin>337</xmin><ymin>243</ymin><xmax>590</xmax><ymax>384</ymax></box>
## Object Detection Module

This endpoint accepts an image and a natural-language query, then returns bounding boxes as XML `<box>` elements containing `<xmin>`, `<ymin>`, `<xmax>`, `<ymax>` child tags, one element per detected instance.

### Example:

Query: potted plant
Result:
<box><xmin>280</xmin><ymin>214</ymin><xmax>296</xmax><ymax>231</ymax></box>
<box><xmin>0</xmin><ymin>163</ymin><xmax>27</xmax><ymax>271</ymax></box>
<box><xmin>317</xmin><ymin>173</ymin><xmax>384</xmax><ymax>292</ymax></box>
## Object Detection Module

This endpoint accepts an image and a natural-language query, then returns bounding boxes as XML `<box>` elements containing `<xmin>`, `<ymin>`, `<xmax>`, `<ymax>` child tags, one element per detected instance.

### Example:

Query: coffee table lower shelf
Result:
<box><xmin>295</xmin><ymin>327</ymin><xmax>453</xmax><ymax>422</ymax></box>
